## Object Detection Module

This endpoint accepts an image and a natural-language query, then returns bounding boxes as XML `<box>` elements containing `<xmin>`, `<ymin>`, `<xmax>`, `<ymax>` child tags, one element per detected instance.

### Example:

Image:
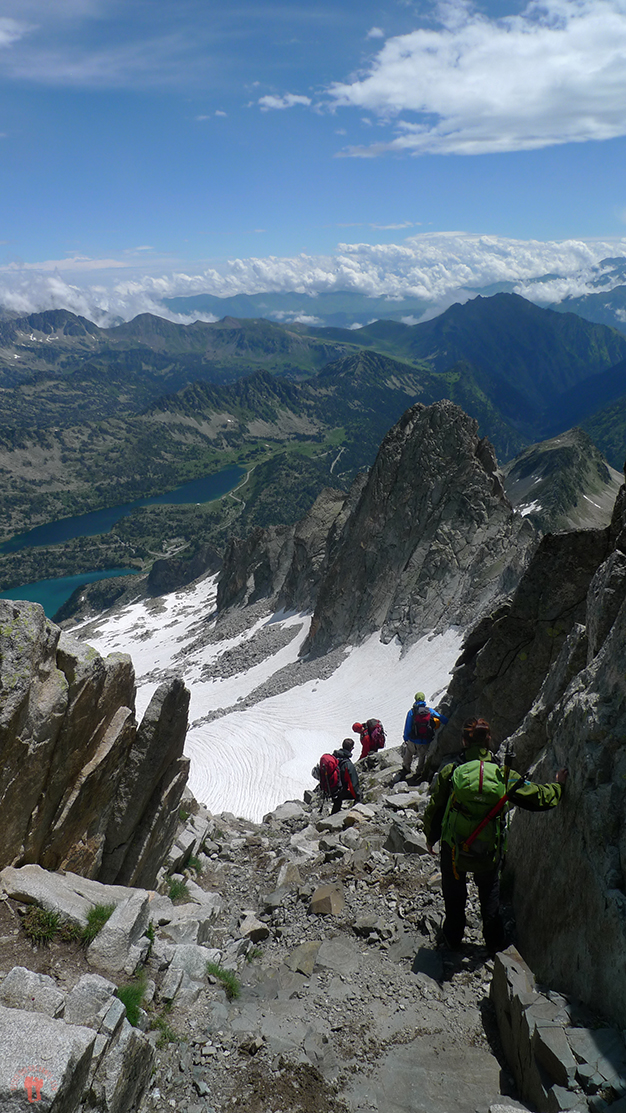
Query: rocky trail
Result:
<box><xmin>0</xmin><ymin>743</ymin><xmax>586</xmax><ymax>1113</ymax></box>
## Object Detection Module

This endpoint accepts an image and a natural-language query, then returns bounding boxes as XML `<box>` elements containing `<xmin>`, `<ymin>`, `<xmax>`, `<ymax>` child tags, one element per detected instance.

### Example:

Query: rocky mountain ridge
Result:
<box><xmin>217</xmin><ymin>399</ymin><xmax>536</xmax><ymax>655</ymax></box>
<box><xmin>502</xmin><ymin>428</ymin><xmax>623</xmax><ymax>533</ymax></box>
<box><xmin>0</xmin><ymin>598</ymin><xmax>190</xmax><ymax>889</ymax></box>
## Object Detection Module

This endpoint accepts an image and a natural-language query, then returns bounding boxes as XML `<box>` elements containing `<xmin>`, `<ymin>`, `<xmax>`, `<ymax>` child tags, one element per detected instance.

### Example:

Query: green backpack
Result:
<box><xmin>442</xmin><ymin>759</ymin><xmax>510</xmax><ymax>874</ymax></box>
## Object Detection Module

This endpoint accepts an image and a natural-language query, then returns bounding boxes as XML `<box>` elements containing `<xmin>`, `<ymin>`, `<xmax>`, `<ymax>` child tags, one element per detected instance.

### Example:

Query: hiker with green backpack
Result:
<box><xmin>422</xmin><ymin>717</ymin><xmax>567</xmax><ymax>956</ymax></box>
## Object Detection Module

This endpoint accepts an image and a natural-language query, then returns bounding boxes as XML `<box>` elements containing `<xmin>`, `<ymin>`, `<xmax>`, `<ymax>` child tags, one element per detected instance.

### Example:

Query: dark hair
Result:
<box><xmin>342</xmin><ymin>738</ymin><xmax>354</xmax><ymax>750</ymax></box>
<box><xmin>472</xmin><ymin>718</ymin><xmax>492</xmax><ymax>746</ymax></box>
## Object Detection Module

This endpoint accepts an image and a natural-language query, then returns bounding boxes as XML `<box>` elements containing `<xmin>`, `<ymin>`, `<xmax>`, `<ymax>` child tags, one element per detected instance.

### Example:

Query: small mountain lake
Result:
<box><xmin>0</xmin><ymin>465</ymin><xmax>245</xmax><ymax>553</ymax></box>
<box><xmin>0</xmin><ymin>464</ymin><xmax>245</xmax><ymax>618</ymax></box>
<box><xmin>0</xmin><ymin>569</ymin><xmax>139</xmax><ymax>619</ymax></box>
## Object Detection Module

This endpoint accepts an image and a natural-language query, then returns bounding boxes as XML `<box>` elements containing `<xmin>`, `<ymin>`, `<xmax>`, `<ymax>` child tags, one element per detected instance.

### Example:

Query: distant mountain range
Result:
<box><xmin>161</xmin><ymin>289</ymin><xmax>433</xmax><ymax>329</ymax></box>
<box><xmin>161</xmin><ymin>256</ymin><xmax>626</xmax><ymax>334</ymax></box>
<box><xmin>1</xmin><ymin>289</ymin><xmax>626</xmax><ymax>592</ymax></box>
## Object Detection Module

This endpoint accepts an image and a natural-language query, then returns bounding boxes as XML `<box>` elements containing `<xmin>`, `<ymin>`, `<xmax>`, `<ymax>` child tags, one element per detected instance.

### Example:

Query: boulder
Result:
<box><xmin>383</xmin><ymin>820</ymin><xmax>430</xmax><ymax>856</ymax></box>
<box><xmin>309</xmin><ymin>884</ymin><xmax>344</xmax><ymax>915</ymax></box>
<box><xmin>0</xmin><ymin>1003</ymin><xmax>95</xmax><ymax>1111</ymax></box>
<box><xmin>87</xmin><ymin>892</ymin><xmax>151</xmax><ymax>974</ymax></box>
<box><xmin>0</xmin><ymin>968</ymin><xmax>65</xmax><ymax>1018</ymax></box>
<box><xmin>0</xmin><ymin>865</ymin><xmax>151</xmax><ymax>927</ymax></box>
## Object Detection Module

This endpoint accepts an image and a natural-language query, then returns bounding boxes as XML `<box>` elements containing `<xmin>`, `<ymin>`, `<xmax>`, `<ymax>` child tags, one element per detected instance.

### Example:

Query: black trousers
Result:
<box><xmin>331</xmin><ymin>791</ymin><xmax>352</xmax><ymax>814</ymax></box>
<box><xmin>440</xmin><ymin>842</ymin><xmax>505</xmax><ymax>955</ymax></box>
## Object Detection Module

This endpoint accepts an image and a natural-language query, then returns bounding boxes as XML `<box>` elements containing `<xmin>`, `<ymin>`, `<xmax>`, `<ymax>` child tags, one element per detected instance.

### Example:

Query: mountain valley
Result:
<box><xmin>2</xmin><ymin>290</ymin><xmax>626</xmax><ymax>612</ymax></box>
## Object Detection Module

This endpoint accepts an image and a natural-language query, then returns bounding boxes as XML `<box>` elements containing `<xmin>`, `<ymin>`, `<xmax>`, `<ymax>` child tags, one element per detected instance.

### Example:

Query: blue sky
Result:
<box><xmin>1</xmin><ymin>0</ymin><xmax>626</xmax><ymax>320</ymax></box>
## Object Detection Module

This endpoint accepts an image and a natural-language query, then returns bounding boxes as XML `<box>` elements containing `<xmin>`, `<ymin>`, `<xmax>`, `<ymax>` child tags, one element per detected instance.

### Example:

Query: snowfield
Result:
<box><xmin>79</xmin><ymin>575</ymin><xmax>463</xmax><ymax>822</ymax></box>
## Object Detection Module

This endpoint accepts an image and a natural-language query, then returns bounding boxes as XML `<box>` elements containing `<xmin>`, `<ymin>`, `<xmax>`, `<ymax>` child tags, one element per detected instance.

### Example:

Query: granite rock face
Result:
<box><xmin>217</xmin><ymin>483</ymin><xmax>358</xmax><ymax>614</ymax></box>
<box><xmin>435</xmin><ymin>472</ymin><xmax>626</xmax><ymax>1027</ymax></box>
<box><xmin>0</xmin><ymin>599</ymin><xmax>190</xmax><ymax>888</ymax></box>
<box><xmin>303</xmin><ymin>400</ymin><xmax>536</xmax><ymax>655</ymax></box>
<box><xmin>433</xmin><ymin>526</ymin><xmax>611</xmax><ymax>755</ymax></box>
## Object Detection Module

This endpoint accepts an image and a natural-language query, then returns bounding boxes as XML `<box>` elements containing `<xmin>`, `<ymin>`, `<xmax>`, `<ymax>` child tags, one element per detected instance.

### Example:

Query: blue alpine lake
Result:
<box><xmin>0</xmin><ymin>465</ymin><xmax>245</xmax><ymax>554</ymax></box>
<box><xmin>0</xmin><ymin>463</ymin><xmax>245</xmax><ymax>618</ymax></box>
<box><xmin>0</xmin><ymin>569</ymin><xmax>138</xmax><ymax>618</ymax></box>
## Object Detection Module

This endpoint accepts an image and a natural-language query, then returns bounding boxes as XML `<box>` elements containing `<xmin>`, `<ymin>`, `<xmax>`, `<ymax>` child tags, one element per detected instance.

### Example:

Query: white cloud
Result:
<box><xmin>0</xmin><ymin>254</ymin><xmax>132</xmax><ymax>273</ymax></box>
<box><xmin>215</xmin><ymin>109</ymin><xmax>227</xmax><ymax>116</ymax></box>
<box><xmin>258</xmin><ymin>93</ymin><xmax>312</xmax><ymax>111</ymax></box>
<box><xmin>366</xmin><ymin>26</ymin><xmax>385</xmax><ymax>38</ymax></box>
<box><xmin>2</xmin><ymin>232</ymin><xmax>626</xmax><ymax>325</ymax></box>
<box><xmin>370</xmin><ymin>221</ymin><xmax>414</xmax><ymax>230</ymax></box>
<box><xmin>328</xmin><ymin>0</ymin><xmax>626</xmax><ymax>156</ymax></box>
<box><xmin>0</xmin><ymin>17</ymin><xmax>32</xmax><ymax>49</ymax></box>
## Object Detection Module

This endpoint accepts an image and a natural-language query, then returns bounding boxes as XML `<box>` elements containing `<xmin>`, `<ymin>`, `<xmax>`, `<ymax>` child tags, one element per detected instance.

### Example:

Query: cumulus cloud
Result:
<box><xmin>366</xmin><ymin>26</ymin><xmax>385</xmax><ymax>38</ymax></box>
<box><xmin>2</xmin><ymin>232</ymin><xmax>626</xmax><ymax>325</ymax></box>
<box><xmin>258</xmin><ymin>93</ymin><xmax>312</xmax><ymax>110</ymax></box>
<box><xmin>328</xmin><ymin>0</ymin><xmax>626</xmax><ymax>155</ymax></box>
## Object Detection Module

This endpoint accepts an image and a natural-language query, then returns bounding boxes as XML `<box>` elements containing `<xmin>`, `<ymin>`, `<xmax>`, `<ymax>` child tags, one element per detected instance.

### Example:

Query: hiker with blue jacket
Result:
<box><xmin>401</xmin><ymin>691</ymin><xmax>448</xmax><ymax>780</ymax></box>
<box><xmin>422</xmin><ymin>717</ymin><xmax>567</xmax><ymax>956</ymax></box>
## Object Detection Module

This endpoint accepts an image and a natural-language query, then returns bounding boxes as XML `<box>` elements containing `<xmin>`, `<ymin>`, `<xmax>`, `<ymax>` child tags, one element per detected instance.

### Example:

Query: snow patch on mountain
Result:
<box><xmin>79</xmin><ymin>574</ymin><xmax>462</xmax><ymax>822</ymax></box>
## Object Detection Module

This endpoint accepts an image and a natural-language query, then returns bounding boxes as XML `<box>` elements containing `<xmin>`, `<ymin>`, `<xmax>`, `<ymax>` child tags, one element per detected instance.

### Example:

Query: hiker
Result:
<box><xmin>422</xmin><ymin>717</ymin><xmax>568</xmax><ymax>956</ymax></box>
<box><xmin>331</xmin><ymin>738</ymin><xmax>362</xmax><ymax>814</ymax></box>
<box><xmin>401</xmin><ymin>691</ymin><xmax>448</xmax><ymax>780</ymax></box>
<box><xmin>352</xmin><ymin>718</ymin><xmax>386</xmax><ymax>760</ymax></box>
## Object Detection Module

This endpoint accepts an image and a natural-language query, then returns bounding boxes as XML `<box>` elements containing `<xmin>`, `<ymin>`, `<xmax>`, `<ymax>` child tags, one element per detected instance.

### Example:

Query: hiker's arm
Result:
<box><xmin>508</xmin><ymin>769</ymin><xmax>567</xmax><ymax>811</ymax></box>
<box><xmin>423</xmin><ymin>765</ymin><xmax>453</xmax><ymax>848</ymax></box>
<box><xmin>403</xmin><ymin>710</ymin><xmax>413</xmax><ymax>741</ymax></box>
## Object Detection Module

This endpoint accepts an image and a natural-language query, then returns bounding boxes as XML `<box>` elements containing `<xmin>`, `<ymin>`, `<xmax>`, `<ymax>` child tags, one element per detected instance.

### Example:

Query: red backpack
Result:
<box><xmin>366</xmin><ymin>718</ymin><xmax>386</xmax><ymax>751</ymax></box>
<box><xmin>319</xmin><ymin>753</ymin><xmax>341</xmax><ymax>797</ymax></box>
<box><xmin>411</xmin><ymin>705</ymin><xmax>435</xmax><ymax>742</ymax></box>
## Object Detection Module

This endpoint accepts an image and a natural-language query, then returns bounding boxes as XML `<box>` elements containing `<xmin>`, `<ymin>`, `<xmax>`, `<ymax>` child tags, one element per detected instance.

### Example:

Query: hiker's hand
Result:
<box><xmin>555</xmin><ymin>768</ymin><xmax>568</xmax><ymax>785</ymax></box>
<box><xmin>426</xmin><ymin>842</ymin><xmax>438</xmax><ymax>857</ymax></box>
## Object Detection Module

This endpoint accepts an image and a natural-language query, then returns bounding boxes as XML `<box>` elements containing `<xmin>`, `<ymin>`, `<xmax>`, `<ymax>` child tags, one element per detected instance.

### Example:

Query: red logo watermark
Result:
<box><xmin>9</xmin><ymin>1066</ymin><xmax>58</xmax><ymax>1102</ymax></box>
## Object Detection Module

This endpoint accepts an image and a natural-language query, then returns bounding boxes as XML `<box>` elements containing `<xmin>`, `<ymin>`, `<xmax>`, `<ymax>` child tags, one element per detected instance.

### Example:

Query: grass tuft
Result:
<box><xmin>23</xmin><ymin>906</ymin><xmax>60</xmax><ymax>946</ymax></box>
<box><xmin>116</xmin><ymin>973</ymin><xmax>147</xmax><ymax>1027</ymax></box>
<box><xmin>150</xmin><ymin>1014</ymin><xmax>179</xmax><ymax>1048</ymax></box>
<box><xmin>206</xmin><ymin>961</ymin><xmax>241</xmax><ymax>1000</ymax></box>
<box><xmin>59</xmin><ymin>921</ymin><xmax>83</xmax><ymax>944</ymax></box>
<box><xmin>82</xmin><ymin>903</ymin><xmax>115</xmax><ymax>946</ymax></box>
<box><xmin>167</xmin><ymin>877</ymin><xmax>190</xmax><ymax>903</ymax></box>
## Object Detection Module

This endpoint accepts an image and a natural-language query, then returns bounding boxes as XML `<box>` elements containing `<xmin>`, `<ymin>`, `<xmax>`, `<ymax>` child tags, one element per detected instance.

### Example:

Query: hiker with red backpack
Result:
<box><xmin>401</xmin><ymin>692</ymin><xmax>448</xmax><ymax>780</ymax></box>
<box><xmin>352</xmin><ymin>719</ymin><xmax>386</xmax><ymax>760</ymax></box>
<box><xmin>315</xmin><ymin>739</ymin><xmax>362</xmax><ymax>814</ymax></box>
<box><xmin>422</xmin><ymin>717</ymin><xmax>568</xmax><ymax>956</ymax></box>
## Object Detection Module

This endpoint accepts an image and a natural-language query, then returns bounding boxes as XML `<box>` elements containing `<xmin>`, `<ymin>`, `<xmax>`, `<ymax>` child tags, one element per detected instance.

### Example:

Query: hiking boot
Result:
<box><xmin>437</xmin><ymin>929</ymin><xmax>463</xmax><ymax>951</ymax></box>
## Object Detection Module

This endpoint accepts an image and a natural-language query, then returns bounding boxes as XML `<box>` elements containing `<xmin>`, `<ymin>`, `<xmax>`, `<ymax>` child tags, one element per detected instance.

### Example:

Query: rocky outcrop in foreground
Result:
<box><xmin>0</xmin><ymin>599</ymin><xmax>190</xmax><ymax>888</ymax></box>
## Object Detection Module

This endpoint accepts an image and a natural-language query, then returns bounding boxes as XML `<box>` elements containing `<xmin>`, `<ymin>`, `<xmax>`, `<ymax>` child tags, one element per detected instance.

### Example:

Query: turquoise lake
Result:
<box><xmin>0</xmin><ymin>569</ymin><xmax>138</xmax><ymax>618</ymax></box>
<box><xmin>0</xmin><ymin>464</ymin><xmax>245</xmax><ymax>618</ymax></box>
